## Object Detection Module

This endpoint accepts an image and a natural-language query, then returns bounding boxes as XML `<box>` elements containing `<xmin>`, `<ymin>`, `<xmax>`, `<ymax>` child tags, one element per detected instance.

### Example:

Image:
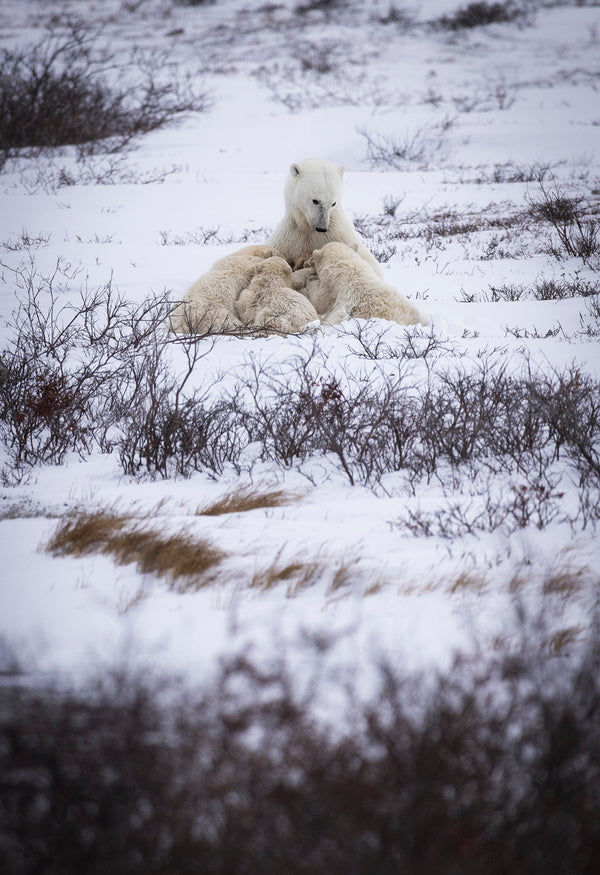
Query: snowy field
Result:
<box><xmin>1</xmin><ymin>0</ymin><xmax>599</xmax><ymax>692</ymax></box>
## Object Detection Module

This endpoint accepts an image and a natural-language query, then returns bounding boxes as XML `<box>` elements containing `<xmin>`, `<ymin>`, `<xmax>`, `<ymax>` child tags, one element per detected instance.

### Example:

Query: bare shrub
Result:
<box><xmin>453</xmin><ymin>77</ymin><xmax>521</xmax><ymax>112</ymax></box>
<box><xmin>15</xmin><ymin>154</ymin><xmax>183</xmax><ymax>194</ymax></box>
<box><xmin>114</xmin><ymin>337</ymin><xmax>243</xmax><ymax>479</ymax></box>
<box><xmin>434</xmin><ymin>1</ymin><xmax>528</xmax><ymax>30</ymax></box>
<box><xmin>396</xmin><ymin>473</ymin><xmax>567</xmax><ymax>538</ymax></box>
<box><xmin>528</xmin><ymin>179</ymin><xmax>600</xmax><ymax>267</ymax></box>
<box><xmin>0</xmin><ymin>18</ymin><xmax>211</xmax><ymax>167</ymax></box>
<box><xmin>1</xmin><ymin>230</ymin><xmax>51</xmax><ymax>251</ymax></box>
<box><xmin>0</xmin><ymin>257</ymin><xmax>171</xmax><ymax>478</ymax></box>
<box><xmin>354</xmin><ymin>198</ymin><xmax>530</xmax><ymax>259</ymax></box>
<box><xmin>579</xmin><ymin>294</ymin><xmax>600</xmax><ymax>338</ymax></box>
<box><xmin>359</xmin><ymin>116</ymin><xmax>455</xmax><ymax>170</ymax></box>
<box><xmin>174</xmin><ymin>0</ymin><xmax>216</xmax><ymax>7</ymax></box>
<box><xmin>294</xmin><ymin>0</ymin><xmax>353</xmax><ymax>18</ymax></box>
<box><xmin>1</xmin><ymin>274</ymin><xmax>598</xmax><ymax>517</ymax></box>
<box><xmin>350</xmin><ymin>322</ymin><xmax>450</xmax><ymax>361</ymax></box>
<box><xmin>376</xmin><ymin>5</ymin><xmax>417</xmax><ymax>27</ymax></box>
<box><xmin>465</xmin><ymin>276</ymin><xmax>600</xmax><ymax>302</ymax></box>
<box><xmin>468</xmin><ymin>161</ymin><xmax>552</xmax><ymax>184</ymax></box>
<box><xmin>2</xmin><ymin>610</ymin><xmax>599</xmax><ymax>873</ymax></box>
<box><xmin>158</xmin><ymin>226</ymin><xmax>271</xmax><ymax>246</ymax></box>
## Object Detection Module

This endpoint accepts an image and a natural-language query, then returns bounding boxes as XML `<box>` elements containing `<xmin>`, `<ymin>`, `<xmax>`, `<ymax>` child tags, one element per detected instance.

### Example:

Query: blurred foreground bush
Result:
<box><xmin>1</xmin><ymin>612</ymin><xmax>599</xmax><ymax>874</ymax></box>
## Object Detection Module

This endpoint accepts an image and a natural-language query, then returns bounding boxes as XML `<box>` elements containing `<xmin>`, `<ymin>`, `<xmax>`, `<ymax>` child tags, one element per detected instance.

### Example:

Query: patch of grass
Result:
<box><xmin>46</xmin><ymin>508</ymin><xmax>225</xmax><ymax>590</ymax></box>
<box><xmin>546</xmin><ymin>626</ymin><xmax>582</xmax><ymax>656</ymax></box>
<box><xmin>542</xmin><ymin>563</ymin><xmax>590</xmax><ymax>599</ymax></box>
<box><xmin>250</xmin><ymin>550</ymin><xmax>325</xmax><ymax>594</ymax></box>
<box><xmin>197</xmin><ymin>484</ymin><xmax>303</xmax><ymax>516</ymax></box>
<box><xmin>449</xmin><ymin>570</ymin><xmax>488</xmax><ymax>594</ymax></box>
<box><xmin>327</xmin><ymin>556</ymin><xmax>361</xmax><ymax>595</ymax></box>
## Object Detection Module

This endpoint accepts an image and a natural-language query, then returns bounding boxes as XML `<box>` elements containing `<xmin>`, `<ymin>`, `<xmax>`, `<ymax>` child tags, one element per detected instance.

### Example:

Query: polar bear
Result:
<box><xmin>268</xmin><ymin>158</ymin><xmax>383</xmax><ymax>276</ymax></box>
<box><xmin>307</xmin><ymin>241</ymin><xmax>426</xmax><ymax>326</ymax></box>
<box><xmin>235</xmin><ymin>256</ymin><xmax>319</xmax><ymax>334</ymax></box>
<box><xmin>169</xmin><ymin>244</ymin><xmax>280</xmax><ymax>334</ymax></box>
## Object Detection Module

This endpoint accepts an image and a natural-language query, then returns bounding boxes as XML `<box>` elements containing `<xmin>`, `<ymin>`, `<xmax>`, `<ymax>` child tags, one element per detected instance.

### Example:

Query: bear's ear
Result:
<box><xmin>338</xmin><ymin>164</ymin><xmax>345</xmax><ymax>178</ymax></box>
<box><xmin>290</xmin><ymin>163</ymin><xmax>301</xmax><ymax>177</ymax></box>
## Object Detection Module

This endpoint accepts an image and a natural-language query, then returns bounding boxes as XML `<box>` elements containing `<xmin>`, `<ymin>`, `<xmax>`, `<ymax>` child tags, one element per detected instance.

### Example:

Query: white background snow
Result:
<box><xmin>1</xmin><ymin>0</ymin><xmax>599</xmax><ymax>691</ymax></box>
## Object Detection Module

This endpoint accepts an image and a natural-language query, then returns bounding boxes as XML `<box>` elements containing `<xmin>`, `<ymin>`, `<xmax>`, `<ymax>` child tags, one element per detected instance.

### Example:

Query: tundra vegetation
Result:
<box><xmin>1</xmin><ymin>1</ymin><xmax>599</xmax><ymax>870</ymax></box>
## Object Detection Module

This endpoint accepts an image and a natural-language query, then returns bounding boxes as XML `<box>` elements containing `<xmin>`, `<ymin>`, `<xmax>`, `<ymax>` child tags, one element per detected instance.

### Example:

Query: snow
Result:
<box><xmin>1</xmin><ymin>0</ymin><xmax>599</xmax><ymax>691</ymax></box>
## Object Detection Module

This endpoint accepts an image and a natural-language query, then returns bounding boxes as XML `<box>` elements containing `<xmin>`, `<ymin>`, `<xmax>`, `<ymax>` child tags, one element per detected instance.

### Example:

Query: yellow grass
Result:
<box><xmin>46</xmin><ymin>508</ymin><xmax>225</xmax><ymax>590</ymax></box>
<box><xmin>196</xmin><ymin>484</ymin><xmax>303</xmax><ymax>516</ymax></box>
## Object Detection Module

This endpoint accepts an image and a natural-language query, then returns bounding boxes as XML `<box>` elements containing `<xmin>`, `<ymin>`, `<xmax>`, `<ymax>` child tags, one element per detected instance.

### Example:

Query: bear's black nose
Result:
<box><xmin>316</xmin><ymin>227</ymin><xmax>328</xmax><ymax>233</ymax></box>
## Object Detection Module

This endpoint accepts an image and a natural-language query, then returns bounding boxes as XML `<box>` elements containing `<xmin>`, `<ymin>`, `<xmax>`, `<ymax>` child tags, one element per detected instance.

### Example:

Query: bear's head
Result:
<box><xmin>307</xmin><ymin>241</ymin><xmax>357</xmax><ymax>271</ymax></box>
<box><xmin>257</xmin><ymin>256</ymin><xmax>293</xmax><ymax>280</ymax></box>
<box><xmin>285</xmin><ymin>158</ymin><xmax>345</xmax><ymax>234</ymax></box>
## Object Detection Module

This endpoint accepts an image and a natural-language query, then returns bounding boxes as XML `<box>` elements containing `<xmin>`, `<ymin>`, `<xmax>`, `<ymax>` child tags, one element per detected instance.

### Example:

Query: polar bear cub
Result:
<box><xmin>268</xmin><ymin>158</ymin><xmax>383</xmax><ymax>276</ymax></box>
<box><xmin>235</xmin><ymin>256</ymin><xmax>319</xmax><ymax>334</ymax></box>
<box><xmin>169</xmin><ymin>244</ymin><xmax>280</xmax><ymax>334</ymax></box>
<box><xmin>308</xmin><ymin>241</ymin><xmax>426</xmax><ymax>326</ymax></box>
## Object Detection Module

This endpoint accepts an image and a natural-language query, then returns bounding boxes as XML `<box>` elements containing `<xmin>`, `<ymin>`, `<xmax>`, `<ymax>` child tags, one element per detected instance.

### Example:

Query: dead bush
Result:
<box><xmin>0</xmin><ymin>257</ymin><xmax>172</xmax><ymax>478</ymax></box>
<box><xmin>359</xmin><ymin>117</ymin><xmax>455</xmax><ymax>170</ymax></box>
<box><xmin>1</xmin><ymin>273</ymin><xmax>598</xmax><ymax>522</ymax></box>
<box><xmin>1</xmin><ymin>609</ymin><xmax>599</xmax><ymax>873</ymax></box>
<box><xmin>0</xmin><ymin>18</ymin><xmax>211</xmax><ymax>167</ymax></box>
<box><xmin>528</xmin><ymin>180</ymin><xmax>600</xmax><ymax>267</ymax></box>
<box><xmin>434</xmin><ymin>1</ymin><xmax>528</xmax><ymax>30</ymax></box>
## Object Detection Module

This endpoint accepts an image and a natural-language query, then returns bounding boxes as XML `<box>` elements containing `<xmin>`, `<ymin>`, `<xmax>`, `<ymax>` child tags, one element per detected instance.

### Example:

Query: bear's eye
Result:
<box><xmin>332</xmin><ymin>202</ymin><xmax>337</xmax><ymax>207</ymax></box>
<box><xmin>312</xmin><ymin>199</ymin><xmax>320</xmax><ymax>205</ymax></box>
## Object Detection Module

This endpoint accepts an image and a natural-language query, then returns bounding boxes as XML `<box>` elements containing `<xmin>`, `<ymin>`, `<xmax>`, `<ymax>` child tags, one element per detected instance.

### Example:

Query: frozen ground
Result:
<box><xmin>1</xmin><ymin>0</ymin><xmax>599</xmax><ymax>691</ymax></box>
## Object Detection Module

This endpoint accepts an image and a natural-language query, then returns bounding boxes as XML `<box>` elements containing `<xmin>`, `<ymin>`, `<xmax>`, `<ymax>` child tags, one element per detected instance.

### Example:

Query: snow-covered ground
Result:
<box><xmin>1</xmin><ymin>0</ymin><xmax>599</xmax><ymax>690</ymax></box>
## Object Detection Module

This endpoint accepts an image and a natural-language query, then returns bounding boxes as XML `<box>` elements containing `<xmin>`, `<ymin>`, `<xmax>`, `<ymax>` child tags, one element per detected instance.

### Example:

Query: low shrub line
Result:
<box><xmin>0</xmin><ymin>260</ymin><xmax>598</xmax><ymax>529</ymax></box>
<box><xmin>2</xmin><ymin>609</ymin><xmax>599</xmax><ymax>873</ymax></box>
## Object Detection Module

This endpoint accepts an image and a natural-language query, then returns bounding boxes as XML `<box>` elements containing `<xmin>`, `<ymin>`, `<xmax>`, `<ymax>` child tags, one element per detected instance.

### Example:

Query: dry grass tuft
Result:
<box><xmin>449</xmin><ymin>570</ymin><xmax>488</xmax><ymax>594</ymax></box>
<box><xmin>196</xmin><ymin>484</ymin><xmax>304</xmax><ymax>516</ymax></box>
<box><xmin>546</xmin><ymin>626</ymin><xmax>582</xmax><ymax>656</ymax></box>
<box><xmin>363</xmin><ymin>579</ymin><xmax>385</xmax><ymax>597</ymax></box>
<box><xmin>249</xmin><ymin>547</ymin><xmax>325</xmax><ymax>594</ymax></box>
<box><xmin>327</xmin><ymin>556</ymin><xmax>360</xmax><ymax>595</ymax></box>
<box><xmin>542</xmin><ymin>564</ymin><xmax>591</xmax><ymax>599</ymax></box>
<box><xmin>46</xmin><ymin>509</ymin><xmax>131</xmax><ymax>557</ymax></box>
<box><xmin>46</xmin><ymin>508</ymin><xmax>225</xmax><ymax>590</ymax></box>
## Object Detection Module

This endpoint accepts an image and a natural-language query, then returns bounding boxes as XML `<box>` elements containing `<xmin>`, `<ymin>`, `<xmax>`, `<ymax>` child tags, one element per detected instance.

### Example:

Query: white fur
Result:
<box><xmin>169</xmin><ymin>244</ymin><xmax>280</xmax><ymax>334</ymax></box>
<box><xmin>308</xmin><ymin>241</ymin><xmax>426</xmax><ymax>326</ymax></box>
<box><xmin>235</xmin><ymin>256</ymin><xmax>319</xmax><ymax>334</ymax></box>
<box><xmin>268</xmin><ymin>158</ymin><xmax>383</xmax><ymax>276</ymax></box>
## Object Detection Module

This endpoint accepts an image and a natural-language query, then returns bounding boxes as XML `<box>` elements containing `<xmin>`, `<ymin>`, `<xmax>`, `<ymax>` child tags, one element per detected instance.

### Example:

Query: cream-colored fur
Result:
<box><xmin>308</xmin><ymin>241</ymin><xmax>426</xmax><ymax>326</ymax></box>
<box><xmin>290</xmin><ymin>266</ymin><xmax>317</xmax><ymax>291</ymax></box>
<box><xmin>268</xmin><ymin>158</ymin><xmax>383</xmax><ymax>276</ymax></box>
<box><xmin>169</xmin><ymin>244</ymin><xmax>281</xmax><ymax>334</ymax></box>
<box><xmin>235</xmin><ymin>256</ymin><xmax>319</xmax><ymax>334</ymax></box>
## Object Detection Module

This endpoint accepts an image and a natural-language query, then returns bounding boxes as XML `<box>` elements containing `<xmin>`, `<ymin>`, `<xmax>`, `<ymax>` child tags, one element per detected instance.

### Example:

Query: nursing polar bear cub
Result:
<box><xmin>169</xmin><ymin>244</ymin><xmax>279</xmax><ymax>334</ymax></box>
<box><xmin>268</xmin><ymin>158</ymin><xmax>383</xmax><ymax>276</ymax></box>
<box><xmin>308</xmin><ymin>242</ymin><xmax>425</xmax><ymax>326</ymax></box>
<box><xmin>235</xmin><ymin>256</ymin><xmax>319</xmax><ymax>334</ymax></box>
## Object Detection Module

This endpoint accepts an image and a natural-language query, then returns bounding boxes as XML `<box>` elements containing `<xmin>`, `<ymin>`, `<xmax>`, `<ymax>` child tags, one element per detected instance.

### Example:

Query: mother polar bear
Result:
<box><xmin>267</xmin><ymin>157</ymin><xmax>383</xmax><ymax>277</ymax></box>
